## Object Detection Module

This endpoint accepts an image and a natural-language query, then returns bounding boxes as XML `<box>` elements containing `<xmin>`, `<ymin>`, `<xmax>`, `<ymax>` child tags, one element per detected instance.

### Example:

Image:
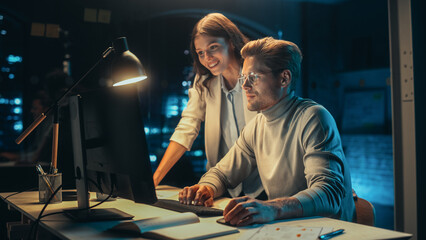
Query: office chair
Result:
<box><xmin>353</xmin><ymin>190</ymin><xmax>376</xmax><ymax>226</ymax></box>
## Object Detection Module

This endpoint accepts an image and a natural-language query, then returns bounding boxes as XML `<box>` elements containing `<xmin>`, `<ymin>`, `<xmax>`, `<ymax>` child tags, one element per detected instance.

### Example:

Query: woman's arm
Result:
<box><xmin>153</xmin><ymin>75</ymin><xmax>207</xmax><ymax>186</ymax></box>
<box><xmin>153</xmin><ymin>141</ymin><xmax>187</xmax><ymax>186</ymax></box>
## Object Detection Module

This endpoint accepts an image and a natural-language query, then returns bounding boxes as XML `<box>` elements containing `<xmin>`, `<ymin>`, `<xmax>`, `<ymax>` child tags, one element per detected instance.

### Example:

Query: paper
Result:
<box><xmin>111</xmin><ymin>212</ymin><xmax>199</xmax><ymax>234</ymax></box>
<box><xmin>156</xmin><ymin>191</ymin><xmax>179</xmax><ymax>199</ymax></box>
<box><xmin>145</xmin><ymin>222</ymin><xmax>239</xmax><ymax>240</ymax></box>
<box><xmin>110</xmin><ymin>212</ymin><xmax>238</xmax><ymax>240</ymax></box>
<box><xmin>238</xmin><ymin>225</ymin><xmax>333</xmax><ymax>240</ymax></box>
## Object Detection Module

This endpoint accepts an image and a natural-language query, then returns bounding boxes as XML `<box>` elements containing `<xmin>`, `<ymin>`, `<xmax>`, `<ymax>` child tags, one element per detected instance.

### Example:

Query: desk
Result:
<box><xmin>1</xmin><ymin>186</ymin><xmax>412</xmax><ymax>240</ymax></box>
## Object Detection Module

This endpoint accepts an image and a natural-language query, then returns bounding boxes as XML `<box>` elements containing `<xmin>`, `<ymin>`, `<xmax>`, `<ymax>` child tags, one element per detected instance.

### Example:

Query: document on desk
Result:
<box><xmin>111</xmin><ymin>212</ymin><xmax>199</xmax><ymax>233</ymax></box>
<box><xmin>238</xmin><ymin>225</ymin><xmax>333</xmax><ymax>240</ymax></box>
<box><xmin>144</xmin><ymin>222</ymin><xmax>238</xmax><ymax>240</ymax></box>
<box><xmin>110</xmin><ymin>212</ymin><xmax>239</xmax><ymax>240</ymax></box>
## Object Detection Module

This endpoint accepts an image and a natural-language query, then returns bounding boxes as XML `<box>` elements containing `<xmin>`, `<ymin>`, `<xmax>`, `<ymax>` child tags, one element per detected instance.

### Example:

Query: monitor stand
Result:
<box><xmin>67</xmin><ymin>96</ymin><xmax>134</xmax><ymax>222</ymax></box>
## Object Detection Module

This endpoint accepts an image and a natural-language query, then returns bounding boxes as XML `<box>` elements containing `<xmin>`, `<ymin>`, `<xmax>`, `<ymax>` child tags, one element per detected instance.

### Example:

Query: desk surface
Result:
<box><xmin>1</xmin><ymin>186</ymin><xmax>412</xmax><ymax>240</ymax></box>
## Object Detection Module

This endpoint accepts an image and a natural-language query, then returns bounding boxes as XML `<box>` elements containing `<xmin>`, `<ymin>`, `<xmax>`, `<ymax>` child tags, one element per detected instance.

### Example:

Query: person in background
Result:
<box><xmin>179</xmin><ymin>37</ymin><xmax>355</xmax><ymax>226</ymax></box>
<box><xmin>153</xmin><ymin>13</ymin><xmax>264</xmax><ymax>199</ymax></box>
<box><xmin>0</xmin><ymin>90</ymin><xmax>52</xmax><ymax>163</ymax></box>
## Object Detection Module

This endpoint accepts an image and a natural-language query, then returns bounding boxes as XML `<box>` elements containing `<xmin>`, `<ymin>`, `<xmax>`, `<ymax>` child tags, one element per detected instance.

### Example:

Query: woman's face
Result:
<box><xmin>194</xmin><ymin>34</ymin><xmax>233</xmax><ymax>76</ymax></box>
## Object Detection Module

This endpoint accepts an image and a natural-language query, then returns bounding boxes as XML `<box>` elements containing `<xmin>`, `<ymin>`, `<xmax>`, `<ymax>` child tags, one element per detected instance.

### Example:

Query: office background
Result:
<box><xmin>0</xmin><ymin>0</ymin><xmax>424</xmax><ymax>238</ymax></box>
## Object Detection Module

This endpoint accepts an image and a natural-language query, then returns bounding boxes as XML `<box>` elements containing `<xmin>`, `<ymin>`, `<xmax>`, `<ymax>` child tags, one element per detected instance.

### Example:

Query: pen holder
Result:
<box><xmin>38</xmin><ymin>173</ymin><xmax>62</xmax><ymax>204</ymax></box>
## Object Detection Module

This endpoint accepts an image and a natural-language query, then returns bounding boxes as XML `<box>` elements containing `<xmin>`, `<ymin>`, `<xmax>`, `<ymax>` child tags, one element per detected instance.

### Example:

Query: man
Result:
<box><xmin>179</xmin><ymin>37</ymin><xmax>354</xmax><ymax>226</ymax></box>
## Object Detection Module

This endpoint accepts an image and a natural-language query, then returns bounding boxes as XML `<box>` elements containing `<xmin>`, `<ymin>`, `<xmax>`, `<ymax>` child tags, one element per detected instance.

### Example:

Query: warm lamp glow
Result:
<box><xmin>113</xmin><ymin>75</ymin><xmax>147</xmax><ymax>87</ymax></box>
<box><xmin>110</xmin><ymin>37</ymin><xmax>147</xmax><ymax>87</ymax></box>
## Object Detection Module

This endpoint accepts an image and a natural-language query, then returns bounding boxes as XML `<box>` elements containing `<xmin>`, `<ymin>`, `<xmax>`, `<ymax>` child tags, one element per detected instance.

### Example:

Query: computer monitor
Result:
<box><xmin>65</xmin><ymin>85</ymin><xmax>157</xmax><ymax>221</ymax></box>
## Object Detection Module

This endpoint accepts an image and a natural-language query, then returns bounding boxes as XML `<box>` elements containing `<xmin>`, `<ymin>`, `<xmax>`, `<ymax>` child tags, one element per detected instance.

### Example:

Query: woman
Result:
<box><xmin>153</xmin><ymin>13</ymin><xmax>263</xmax><ymax>199</ymax></box>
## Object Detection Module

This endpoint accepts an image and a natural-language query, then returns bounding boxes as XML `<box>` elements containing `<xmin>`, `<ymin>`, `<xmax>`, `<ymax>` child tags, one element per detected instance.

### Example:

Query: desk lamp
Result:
<box><xmin>16</xmin><ymin>36</ymin><xmax>147</xmax><ymax>175</ymax></box>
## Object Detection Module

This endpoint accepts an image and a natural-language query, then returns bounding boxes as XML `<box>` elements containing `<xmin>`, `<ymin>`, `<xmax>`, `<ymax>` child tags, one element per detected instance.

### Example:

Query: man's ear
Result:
<box><xmin>280</xmin><ymin>70</ymin><xmax>292</xmax><ymax>88</ymax></box>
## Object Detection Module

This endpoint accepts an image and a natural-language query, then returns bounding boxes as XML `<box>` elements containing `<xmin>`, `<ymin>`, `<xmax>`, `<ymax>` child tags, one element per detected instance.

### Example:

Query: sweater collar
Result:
<box><xmin>261</xmin><ymin>91</ymin><xmax>296</xmax><ymax>122</ymax></box>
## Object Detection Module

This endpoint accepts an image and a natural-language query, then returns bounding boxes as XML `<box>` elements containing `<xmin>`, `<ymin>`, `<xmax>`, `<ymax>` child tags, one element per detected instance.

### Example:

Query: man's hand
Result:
<box><xmin>223</xmin><ymin>196</ymin><xmax>302</xmax><ymax>226</ymax></box>
<box><xmin>178</xmin><ymin>184</ymin><xmax>214</xmax><ymax>206</ymax></box>
<box><xmin>223</xmin><ymin>196</ymin><xmax>278</xmax><ymax>226</ymax></box>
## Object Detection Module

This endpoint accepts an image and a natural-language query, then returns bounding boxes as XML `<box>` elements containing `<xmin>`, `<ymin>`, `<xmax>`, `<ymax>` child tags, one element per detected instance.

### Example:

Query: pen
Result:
<box><xmin>36</xmin><ymin>164</ymin><xmax>58</xmax><ymax>201</ymax></box>
<box><xmin>318</xmin><ymin>229</ymin><xmax>344</xmax><ymax>240</ymax></box>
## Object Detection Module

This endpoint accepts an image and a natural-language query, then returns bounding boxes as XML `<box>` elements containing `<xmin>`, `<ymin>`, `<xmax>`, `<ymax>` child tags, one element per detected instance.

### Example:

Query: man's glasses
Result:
<box><xmin>238</xmin><ymin>72</ymin><xmax>261</xmax><ymax>86</ymax></box>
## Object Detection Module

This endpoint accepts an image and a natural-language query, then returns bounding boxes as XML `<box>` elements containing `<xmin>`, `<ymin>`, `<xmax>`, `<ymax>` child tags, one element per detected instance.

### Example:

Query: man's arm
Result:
<box><xmin>294</xmin><ymin>105</ymin><xmax>348</xmax><ymax>218</ymax></box>
<box><xmin>178</xmin><ymin>121</ymin><xmax>258</xmax><ymax>205</ymax></box>
<box><xmin>221</xmin><ymin>105</ymin><xmax>349</xmax><ymax>226</ymax></box>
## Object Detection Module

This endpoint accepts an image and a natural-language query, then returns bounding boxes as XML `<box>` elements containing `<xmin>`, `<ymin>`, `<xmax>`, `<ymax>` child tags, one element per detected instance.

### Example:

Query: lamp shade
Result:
<box><xmin>111</xmin><ymin>37</ymin><xmax>147</xmax><ymax>87</ymax></box>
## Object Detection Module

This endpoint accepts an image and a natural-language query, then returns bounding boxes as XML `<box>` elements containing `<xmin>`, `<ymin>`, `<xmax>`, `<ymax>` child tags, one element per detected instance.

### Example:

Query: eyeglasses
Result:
<box><xmin>238</xmin><ymin>72</ymin><xmax>261</xmax><ymax>86</ymax></box>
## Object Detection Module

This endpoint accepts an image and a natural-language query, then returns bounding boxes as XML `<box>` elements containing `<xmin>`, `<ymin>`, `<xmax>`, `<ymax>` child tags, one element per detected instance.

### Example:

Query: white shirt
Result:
<box><xmin>219</xmin><ymin>75</ymin><xmax>245</xmax><ymax>160</ymax></box>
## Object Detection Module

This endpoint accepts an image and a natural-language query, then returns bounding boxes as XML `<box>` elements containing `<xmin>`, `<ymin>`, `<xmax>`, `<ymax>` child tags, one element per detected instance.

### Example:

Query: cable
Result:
<box><xmin>26</xmin><ymin>183</ymin><xmax>62</xmax><ymax>240</ymax></box>
<box><xmin>25</xmin><ymin>177</ymin><xmax>115</xmax><ymax>239</ymax></box>
<box><xmin>39</xmin><ymin>177</ymin><xmax>114</xmax><ymax>220</ymax></box>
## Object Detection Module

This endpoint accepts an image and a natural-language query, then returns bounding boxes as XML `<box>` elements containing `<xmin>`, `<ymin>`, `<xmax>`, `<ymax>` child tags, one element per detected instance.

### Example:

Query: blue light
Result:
<box><xmin>277</xmin><ymin>30</ymin><xmax>283</xmax><ymax>40</ymax></box>
<box><xmin>193</xmin><ymin>150</ymin><xmax>203</xmax><ymax>157</ymax></box>
<box><xmin>13</xmin><ymin>107</ymin><xmax>22</xmax><ymax>114</ymax></box>
<box><xmin>7</xmin><ymin>55</ymin><xmax>23</xmax><ymax>64</ymax></box>
<box><xmin>144</xmin><ymin>127</ymin><xmax>150</xmax><ymax>135</ymax></box>
<box><xmin>1</xmin><ymin>29</ymin><xmax>6</xmax><ymax>35</ymax></box>
<box><xmin>169</xmin><ymin>105</ymin><xmax>178</xmax><ymax>111</ymax></box>
<box><xmin>1</xmin><ymin>67</ymin><xmax>10</xmax><ymax>72</ymax></box>
<box><xmin>14</xmin><ymin>98</ymin><xmax>22</xmax><ymax>105</ymax></box>
<box><xmin>0</xmin><ymin>98</ymin><xmax>6</xmax><ymax>104</ymax></box>
<box><xmin>149</xmin><ymin>154</ymin><xmax>157</xmax><ymax>162</ymax></box>
<box><xmin>182</xmin><ymin>81</ymin><xmax>188</xmax><ymax>87</ymax></box>
<box><xmin>161</xmin><ymin>142</ymin><xmax>169</xmax><ymax>148</ymax></box>
<box><xmin>9</xmin><ymin>73</ymin><xmax>15</xmax><ymax>79</ymax></box>
<box><xmin>14</xmin><ymin>121</ymin><xmax>23</xmax><ymax>131</ymax></box>
<box><xmin>162</xmin><ymin>127</ymin><xmax>172</xmax><ymax>134</ymax></box>
<box><xmin>150</xmin><ymin>128</ymin><xmax>160</xmax><ymax>134</ymax></box>
<box><xmin>0</xmin><ymin>15</ymin><xmax>3</xmax><ymax>20</ymax></box>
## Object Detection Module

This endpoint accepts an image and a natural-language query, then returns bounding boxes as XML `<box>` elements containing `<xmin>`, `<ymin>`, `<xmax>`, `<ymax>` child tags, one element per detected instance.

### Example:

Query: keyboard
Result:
<box><xmin>153</xmin><ymin>199</ymin><xmax>223</xmax><ymax>217</ymax></box>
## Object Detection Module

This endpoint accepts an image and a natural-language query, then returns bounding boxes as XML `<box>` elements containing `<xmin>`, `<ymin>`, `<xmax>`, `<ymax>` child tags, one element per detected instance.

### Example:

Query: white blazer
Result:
<box><xmin>171</xmin><ymin>74</ymin><xmax>263</xmax><ymax>198</ymax></box>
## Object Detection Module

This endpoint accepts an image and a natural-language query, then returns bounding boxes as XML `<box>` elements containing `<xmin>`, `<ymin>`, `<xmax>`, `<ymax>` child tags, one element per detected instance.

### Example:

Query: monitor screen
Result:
<box><xmin>67</xmin><ymin>85</ymin><xmax>157</xmax><ymax>221</ymax></box>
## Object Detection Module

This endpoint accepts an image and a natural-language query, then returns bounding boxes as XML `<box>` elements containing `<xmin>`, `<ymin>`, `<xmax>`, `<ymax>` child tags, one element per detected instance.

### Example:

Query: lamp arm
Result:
<box><xmin>15</xmin><ymin>46</ymin><xmax>114</xmax><ymax>145</ymax></box>
<box><xmin>15</xmin><ymin>113</ymin><xmax>48</xmax><ymax>144</ymax></box>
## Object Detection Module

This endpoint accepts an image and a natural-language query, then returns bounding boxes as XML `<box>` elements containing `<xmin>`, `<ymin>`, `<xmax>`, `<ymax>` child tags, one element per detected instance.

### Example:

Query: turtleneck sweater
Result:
<box><xmin>199</xmin><ymin>92</ymin><xmax>354</xmax><ymax>221</ymax></box>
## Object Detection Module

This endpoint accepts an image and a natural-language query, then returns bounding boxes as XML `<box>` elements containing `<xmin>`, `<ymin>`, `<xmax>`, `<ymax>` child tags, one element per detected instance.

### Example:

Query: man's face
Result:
<box><xmin>194</xmin><ymin>35</ymin><xmax>233</xmax><ymax>76</ymax></box>
<box><xmin>241</xmin><ymin>56</ymin><xmax>284</xmax><ymax>111</ymax></box>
